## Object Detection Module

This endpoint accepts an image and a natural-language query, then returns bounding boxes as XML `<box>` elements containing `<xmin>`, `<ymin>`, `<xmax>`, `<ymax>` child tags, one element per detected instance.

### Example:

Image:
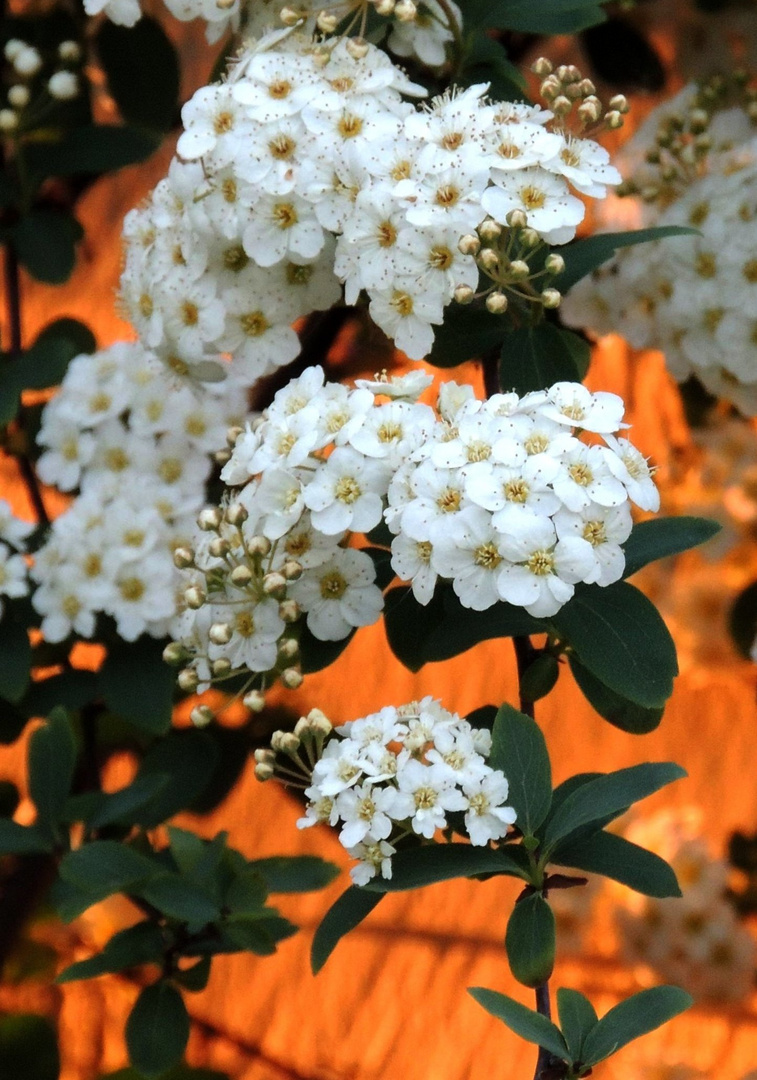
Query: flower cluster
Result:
<box><xmin>30</xmin><ymin>342</ymin><xmax>247</xmax><ymax>643</ymax></box>
<box><xmin>167</xmin><ymin>365</ymin><xmax>658</xmax><ymax>703</ymax></box>
<box><xmin>615</xmin><ymin>809</ymin><xmax>757</xmax><ymax>1003</ymax></box>
<box><xmin>0</xmin><ymin>501</ymin><xmax>33</xmax><ymax>621</ymax></box>
<box><xmin>562</xmin><ymin>79</ymin><xmax>757</xmax><ymax>414</ymax></box>
<box><xmin>120</xmin><ymin>30</ymin><xmax>620</xmax><ymax>381</ymax></box>
<box><xmin>0</xmin><ymin>37</ymin><xmax>80</xmax><ymax>132</ymax></box>
<box><xmin>255</xmin><ymin>698</ymin><xmax>516</xmax><ymax>885</ymax></box>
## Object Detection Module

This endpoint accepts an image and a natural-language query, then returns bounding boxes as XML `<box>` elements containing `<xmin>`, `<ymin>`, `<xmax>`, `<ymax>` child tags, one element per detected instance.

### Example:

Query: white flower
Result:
<box><xmin>538</xmin><ymin>383</ymin><xmax>627</xmax><ymax>434</ymax></box>
<box><xmin>553</xmin><ymin>503</ymin><xmax>632</xmax><ymax>586</ymax></box>
<box><xmin>390</xmin><ymin>533</ymin><xmax>438</xmax><ymax>603</ymax></box>
<box><xmin>603</xmin><ymin>435</ymin><xmax>660</xmax><ymax>511</ymax></box>
<box><xmin>292</xmin><ymin>548</ymin><xmax>384</xmax><ymax>640</ymax></box>
<box><xmin>496</xmin><ymin>513</ymin><xmax>596</xmax><ymax>617</ymax></box>
<box><xmin>0</xmin><ymin>543</ymin><xmax>28</xmax><ymax>618</ymax></box>
<box><xmin>337</xmin><ymin>783</ymin><xmax>397</xmax><ymax>847</ymax></box>
<box><xmin>302</xmin><ymin>447</ymin><xmax>388</xmax><ymax>535</ymax></box>
<box><xmin>348</xmin><ymin>839</ymin><xmax>395</xmax><ymax>885</ymax></box>
<box><xmin>355</xmin><ymin>369</ymin><xmax>434</xmax><ymax>401</ymax></box>
<box><xmin>463</xmin><ymin>771</ymin><xmax>517</xmax><ymax>845</ymax></box>
<box><xmin>392</xmin><ymin>757</ymin><xmax>468</xmax><ymax>838</ymax></box>
<box><xmin>482</xmin><ymin>168</ymin><xmax>585</xmax><ymax>243</ymax></box>
<box><xmin>0</xmin><ymin>502</ymin><xmax>33</xmax><ymax>550</ymax></box>
<box><xmin>209</xmin><ymin>598</ymin><xmax>285</xmax><ymax>671</ymax></box>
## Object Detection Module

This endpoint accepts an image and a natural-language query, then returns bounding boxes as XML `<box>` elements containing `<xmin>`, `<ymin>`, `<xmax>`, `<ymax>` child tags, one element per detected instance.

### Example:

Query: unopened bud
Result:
<box><xmin>184</xmin><ymin>585</ymin><xmax>206</xmax><ymax>609</ymax></box>
<box><xmin>214</xmin><ymin>448</ymin><xmax>231</xmax><ymax>466</ymax></box>
<box><xmin>479</xmin><ymin>248</ymin><xmax>499</xmax><ymax>272</ymax></box>
<box><xmin>458</xmin><ymin>233</ymin><xmax>481</xmax><ymax>256</ymax></box>
<box><xmin>263</xmin><ymin>571</ymin><xmax>287</xmax><ymax>597</ymax></box>
<box><xmin>578</xmin><ymin>100</ymin><xmax>601</xmax><ymax>124</ymax></box>
<box><xmin>679</xmin><ymin>143</ymin><xmax>696</xmax><ymax>167</ymax></box>
<box><xmin>230</xmin><ymin>564</ymin><xmax>253</xmax><ymax>587</ymax></box>
<box><xmin>272</xmin><ymin>730</ymin><xmax>301</xmax><ymax>755</ymax></box>
<box><xmin>163</xmin><ymin>641</ymin><xmax>187</xmax><ymax>665</ymax></box>
<box><xmin>506</xmin><ymin>209</ymin><xmax>528</xmax><ymax>230</ymax></box>
<box><xmin>278</xmin><ymin>636</ymin><xmax>300</xmax><ymax>659</ymax></box>
<box><xmin>306</xmin><ymin>707</ymin><xmax>332</xmax><ymax>735</ymax></box>
<box><xmin>605</xmin><ymin>110</ymin><xmax>623</xmax><ymax>129</ymax></box>
<box><xmin>245</xmin><ymin>690</ymin><xmax>267</xmax><ymax>712</ymax></box>
<box><xmin>216</xmin><ymin>0</ymin><xmax>236</xmax><ymax>8</ymax></box>
<box><xmin>540</xmin><ymin>76</ymin><xmax>560</xmax><ymax>101</ymax></box>
<box><xmin>0</xmin><ymin>109</ymin><xmax>18</xmax><ymax>132</ymax></box>
<box><xmin>394</xmin><ymin>0</ymin><xmax>417</xmax><ymax>20</ymax></box>
<box><xmin>509</xmin><ymin>259</ymin><xmax>530</xmax><ymax>279</ymax></box>
<box><xmin>316</xmin><ymin>10</ymin><xmax>338</xmax><ymax>31</ymax></box>
<box><xmin>212</xmin><ymin>657</ymin><xmax>232</xmax><ymax>676</ymax></box>
<box><xmin>541</xmin><ymin>288</ymin><xmax>562</xmax><ymax>309</ymax></box>
<box><xmin>226</xmin><ymin>425</ymin><xmax>244</xmax><ymax>447</ymax></box>
<box><xmin>254</xmin><ymin>747</ymin><xmax>275</xmax><ymax>765</ymax></box>
<box><xmin>255</xmin><ymin>761</ymin><xmax>275</xmax><ymax>780</ymax></box>
<box><xmin>178</xmin><ymin>667</ymin><xmax>199</xmax><ymax>692</ymax></box>
<box><xmin>346</xmin><ymin>36</ymin><xmax>369</xmax><ymax>58</ymax></box>
<box><xmin>748</xmin><ymin>100</ymin><xmax>757</xmax><ymax>123</ymax></box>
<box><xmin>210</xmin><ymin>622</ymin><xmax>233</xmax><ymax>645</ymax></box>
<box><xmin>247</xmin><ymin>535</ymin><xmax>272</xmax><ymax>557</ymax></box>
<box><xmin>58</xmin><ymin>40</ymin><xmax>81</xmax><ymax>62</ymax></box>
<box><xmin>520</xmin><ymin>228</ymin><xmax>540</xmax><ymax>249</ymax></box>
<box><xmin>552</xmin><ymin>95</ymin><xmax>572</xmax><ymax>116</ymax></box>
<box><xmin>486</xmin><ymin>292</ymin><xmax>508</xmax><ymax>315</ymax></box>
<box><xmin>577</xmin><ymin>79</ymin><xmax>596</xmax><ymax>97</ymax></box>
<box><xmin>279</xmin><ymin>599</ymin><xmax>300</xmax><ymax>623</ymax></box>
<box><xmin>374</xmin><ymin>0</ymin><xmax>395</xmax><ymax>13</ymax></box>
<box><xmin>279</xmin><ymin>6</ymin><xmax>302</xmax><ymax>25</ymax></box>
<box><xmin>191</xmin><ymin>705</ymin><xmax>214</xmax><ymax>728</ymax></box>
<box><xmin>198</xmin><ymin>507</ymin><xmax>222</xmax><ymax>531</ymax></box>
<box><xmin>454</xmin><ymin>284</ymin><xmax>475</xmax><ymax>305</ymax></box>
<box><xmin>531</xmin><ymin>57</ymin><xmax>553</xmax><ymax>78</ymax></box>
<box><xmin>209</xmin><ymin>537</ymin><xmax>230</xmax><ymax>558</ymax></box>
<box><xmin>478</xmin><ymin>218</ymin><xmax>502</xmax><ymax>242</ymax></box>
<box><xmin>281</xmin><ymin>667</ymin><xmax>304</xmax><ymax>689</ymax></box>
<box><xmin>609</xmin><ymin>93</ymin><xmax>629</xmax><ymax>114</ymax></box>
<box><xmin>173</xmin><ymin>547</ymin><xmax>195</xmax><ymax>569</ymax></box>
<box><xmin>282</xmin><ymin>559</ymin><xmax>303</xmax><ymax>581</ymax></box>
<box><xmin>8</xmin><ymin>84</ymin><xmax>29</xmax><ymax>108</ymax></box>
<box><xmin>225</xmin><ymin>502</ymin><xmax>248</xmax><ymax>526</ymax></box>
<box><xmin>544</xmin><ymin>253</ymin><xmax>565</xmax><ymax>275</ymax></box>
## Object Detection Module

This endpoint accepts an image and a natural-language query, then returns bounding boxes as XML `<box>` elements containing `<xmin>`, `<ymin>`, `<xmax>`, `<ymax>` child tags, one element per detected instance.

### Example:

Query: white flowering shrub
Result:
<box><xmin>562</xmin><ymin>77</ymin><xmax>757</xmax><ymax>414</ymax></box>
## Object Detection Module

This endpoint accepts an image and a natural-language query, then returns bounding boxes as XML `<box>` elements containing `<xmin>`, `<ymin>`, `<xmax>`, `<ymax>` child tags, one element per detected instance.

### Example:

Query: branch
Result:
<box><xmin>533</xmin><ymin>983</ymin><xmax>553</xmax><ymax>1080</ymax></box>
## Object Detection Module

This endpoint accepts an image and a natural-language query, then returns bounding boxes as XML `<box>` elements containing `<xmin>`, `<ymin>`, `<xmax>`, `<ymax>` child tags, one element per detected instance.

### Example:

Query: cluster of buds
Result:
<box><xmin>0</xmin><ymin>37</ymin><xmax>81</xmax><ymax>131</ymax></box>
<box><xmin>532</xmin><ymin>57</ymin><xmax>628</xmax><ymax>134</ymax></box>
<box><xmin>253</xmin><ymin>708</ymin><xmax>334</xmax><ymax>781</ymax></box>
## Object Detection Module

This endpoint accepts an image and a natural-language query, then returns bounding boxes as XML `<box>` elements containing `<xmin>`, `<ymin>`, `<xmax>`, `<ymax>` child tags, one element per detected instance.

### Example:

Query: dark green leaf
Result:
<box><xmin>542</xmin><ymin>762</ymin><xmax>686</xmax><ymax>851</ymax></box>
<box><xmin>0</xmin><ymin>368</ymin><xmax>21</xmax><ymax>426</ymax></box>
<box><xmin>23</xmin><ymin>670</ymin><xmax>99</xmax><ymax>718</ymax></box>
<box><xmin>582</xmin><ymin>986</ymin><xmax>693</xmax><ymax>1066</ymax></box>
<box><xmin>0</xmin><ymin>780</ymin><xmax>20</xmax><ymax>817</ymax></box>
<box><xmin>136</xmin><ymin>874</ymin><xmax>220</xmax><ymax>927</ymax></box>
<box><xmin>730</xmin><ymin>580</ymin><xmax>757</xmax><ymax>659</ymax></box>
<box><xmin>467</xmin><ymin>988</ymin><xmax>569</xmax><ymax>1060</ymax></box>
<box><xmin>311</xmin><ymin>886</ymin><xmax>384</xmax><ymax>973</ymax></box>
<box><xmin>500</xmin><ymin>322</ymin><xmax>580</xmax><ymax>395</ymax></box>
<box><xmin>166</xmin><ymin>827</ymin><xmax>207</xmax><ymax>875</ymax></box>
<box><xmin>551</xmin><ymin>581</ymin><xmax>677</xmax><ymax>709</ymax></box>
<box><xmin>88</xmin><ymin>774</ymin><xmax>171</xmax><ymax>828</ymax></box>
<box><xmin>59</xmin><ymin>840</ymin><xmax>159</xmax><ymax>903</ymax></box>
<box><xmin>101</xmin><ymin>1068</ymin><xmax>228</xmax><ymax>1080</ymax></box>
<box><xmin>97</xmin><ymin>18</ymin><xmax>180</xmax><ymax>133</ymax></box>
<box><xmin>223</xmin><ymin>913</ymin><xmax>297</xmax><ymax>953</ymax></box>
<box><xmin>50</xmin><ymin>877</ymin><xmax>98</xmax><ymax>923</ymax></box>
<box><xmin>26</xmin><ymin>126</ymin><xmax>157</xmax><ymax>178</ymax></box>
<box><xmin>553</xmin><ymin>831</ymin><xmax>681</xmax><ymax>898</ymax></box>
<box><xmin>0</xmin><ymin>819</ymin><xmax>51</xmax><ymax>854</ymax></box>
<box><xmin>384</xmin><ymin>584</ymin><xmax>543</xmax><ymax>672</ymax></box>
<box><xmin>489</xmin><ymin>703</ymin><xmax>551</xmax><ymax>836</ymax></box>
<box><xmin>13</xmin><ymin>209</ymin><xmax>83</xmax><ymax>284</ymax></box>
<box><xmin>557</xmin><ymin>328</ymin><xmax>591</xmax><ymax>380</ymax></box>
<box><xmin>20</xmin><ymin>319</ymin><xmax>96</xmax><ymax>390</ymax></box>
<box><xmin>57</xmin><ymin>922</ymin><xmax>165</xmax><ymax>983</ymax></box>
<box><xmin>465</xmin><ymin>0</ymin><xmax>606</xmax><ymax>33</ymax></box>
<box><xmin>28</xmin><ymin>709</ymin><xmax>77</xmax><ymax>839</ymax></box>
<box><xmin>505</xmin><ymin>893</ymin><xmax>555</xmax><ymax>987</ymax></box>
<box><xmin>520</xmin><ymin>653</ymin><xmax>560</xmax><ymax>703</ymax></box>
<box><xmin>0</xmin><ymin>1014</ymin><xmax>59</xmax><ymax>1080</ymax></box>
<box><xmin>186</xmin><ymin>725</ymin><xmax>248</xmax><ymax>815</ymax></box>
<box><xmin>364</xmin><ymin>546</ymin><xmax>395</xmax><ymax>590</ymax></box>
<box><xmin>569</xmin><ymin>656</ymin><xmax>663</xmax><ymax>734</ymax></box>
<box><xmin>135</xmin><ymin>730</ymin><xmax>219</xmax><ymax>826</ymax></box>
<box><xmin>173</xmin><ymin>956</ymin><xmax>211</xmax><ymax>993</ymax></box>
<box><xmin>0</xmin><ymin>619</ymin><xmax>31</xmax><ymax>702</ymax></box>
<box><xmin>555</xmin><ymin>227</ymin><xmax>699</xmax><ymax>294</ymax></box>
<box><xmin>126</xmin><ymin>982</ymin><xmax>189</xmax><ymax>1079</ymax></box>
<box><xmin>582</xmin><ymin>17</ymin><xmax>665</xmax><ymax>93</ymax></box>
<box><xmin>0</xmin><ymin>697</ymin><xmax>27</xmax><ymax>744</ymax></box>
<box><xmin>427</xmin><ymin>301</ymin><xmax>508</xmax><ymax>368</ymax></box>
<box><xmin>299</xmin><ymin>624</ymin><xmax>355</xmax><ymax>673</ymax></box>
<box><xmin>247</xmin><ymin>856</ymin><xmax>340</xmax><ymax>894</ymax></box>
<box><xmin>99</xmin><ymin>635</ymin><xmax>175</xmax><ymax>734</ymax></box>
<box><xmin>362</xmin><ymin>843</ymin><xmax>529</xmax><ymax>892</ymax></box>
<box><xmin>556</xmin><ymin>988</ymin><xmax>598</xmax><ymax>1063</ymax></box>
<box><xmin>623</xmin><ymin>517</ymin><xmax>721</xmax><ymax>579</ymax></box>
<box><xmin>225</xmin><ymin>869</ymin><xmax>268</xmax><ymax>914</ymax></box>
<box><xmin>459</xmin><ymin>32</ymin><xmax>528</xmax><ymax>103</ymax></box>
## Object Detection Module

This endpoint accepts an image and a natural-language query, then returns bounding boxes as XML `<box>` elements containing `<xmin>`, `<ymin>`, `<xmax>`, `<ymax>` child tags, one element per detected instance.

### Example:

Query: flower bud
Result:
<box><xmin>198</xmin><ymin>506</ymin><xmax>222</xmax><ymax>531</ymax></box>
<box><xmin>245</xmin><ymin>690</ymin><xmax>267</xmax><ymax>712</ymax></box>
<box><xmin>178</xmin><ymin>667</ymin><xmax>199</xmax><ymax>692</ymax></box>
<box><xmin>4</xmin><ymin>40</ymin><xmax>25</xmax><ymax>62</ymax></box>
<box><xmin>486</xmin><ymin>292</ymin><xmax>508</xmax><ymax>314</ymax></box>
<box><xmin>605</xmin><ymin>110</ymin><xmax>623</xmax><ymax>130</ymax></box>
<box><xmin>458</xmin><ymin>233</ymin><xmax>480</xmax><ymax>256</ymax></box>
<box><xmin>278</xmin><ymin>636</ymin><xmax>300</xmax><ymax>659</ymax></box>
<box><xmin>609</xmin><ymin>93</ymin><xmax>629</xmax><ymax>114</ymax></box>
<box><xmin>531</xmin><ymin>57</ymin><xmax>553</xmax><ymax>77</ymax></box>
<box><xmin>263</xmin><ymin>571</ymin><xmax>287</xmax><ymax>597</ymax></box>
<box><xmin>191</xmin><ymin>705</ymin><xmax>215</xmax><ymax>728</ymax></box>
<box><xmin>374</xmin><ymin>0</ymin><xmax>396</xmax><ymax>13</ymax></box>
<box><xmin>214</xmin><ymin>448</ymin><xmax>231</xmax><ymax>466</ymax></box>
<box><xmin>212</xmin><ymin>657</ymin><xmax>232</xmax><ymax>676</ymax></box>
<box><xmin>230</xmin><ymin>564</ymin><xmax>253</xmax><ymax>587</ymax></box>
<box><xmin>163</xmin><ymin>641</ymin><xmax>187</xmax><ymax>665</ymax></box>
<box><xmin>8</xmin><ymin>85</ymin><xmax>29</xmax><ymax>108</ymax></box>
<box><xmin>541</xmin><ymin>288</ymin><xmax>562</xmax><ymax>309</ymax></box>
<box><xmin>454</xmin><ymin>284</ymin><xmax>475</xmax><ymax>305</ymax></box>
<box><xmin>394</xmin><ymin>0</ymin><xmax>417</xmax><ymax>20</ymax></box>
<box><xmin>544</xmin><ymin>253</ymin><xmax>565</xmax><ymax>275</ymax></box>
<box><xmin>281</xmin><ymin>667</ymin><xmax>304</xmax><ymax>689</ymax></box>
<box><xmin>506</xmin><ymin>209</ymin><xmax>528</xmax><ymax>230</ymax></box>
<box><xmin>58</xmin><ymin>40</ymin><xmax>81</xmax><ymax>61</ymax></box>
<box><xmin>282</xmin><ymin>559</ymin><xmax>303</xmax><ymax>581</ymax></box>
<box><xmin>48</xmin><ymin>71</ymin><xmax>78</xmax><ymax>100</ymax></box>
<box><xmin>209</xmin><ymin>622</ymin><xmax>233</xmax><ymax>645</ymax></box>
<box><xmin>478</xmin><ymin>218</ymin><xmax>502</xmax><ymax>242</ymax></box>
<box><xmin>272</xmin><ymin>730</ymin><xmax>301</xmax><ymax>755</ymax></box>
<box><xmin>520</xmin><ymin>228</ymin><xmax>540</xmax><ymax>249</ymax></box>
<box><xmin>346</xmin><ymin>37</ymin><xmax>370</xmax><ymax>58</ymax></box>
<box><xmin>225</xmin><ymin>501</ymin><xmax>248</xmax><ymax>526</ymax></box>
<box><xmin>577</xmin><ymin>79</ymin><xmax>596</xmax><ymax>97</ymax></box>
<box><xmin>254</xmin><ymin>748</ymin><xmax>275</xmax><ymax>765</ymax></box>
<box><xmin>578</xmin><ymin>100</ymin><xmax>601</xmax><ymax>124</ymax></box>
<box><xmin>509</xmin><ymin>259</ymin><xmax>530</xmax><ymax>279</ymax></box>
<box><xmin>279</xmin><ymin>599</ymin><xmax>300</xmax><ymax>623</ymax></box>
<box><xmin>0</xmin><ymin>109</ymin><xmax>18</xmax><ymax>132</ymax></box>
<box><xmin>226</xmin><ymin>424</ymin><xmax>244</xmax><ymax>447</ymax></box>
<box><xmin>13</xmin><ymin>46</ymin><xmax>42</xmax><ymax>77</ymax></box>
<box><xmin>316</xmin><ymin>10</ymin><xmax>338</xmax><ymax>32</ymax></box>
<box><xmin>255</xmin><ymin>761</ymin><xmax>275</xmax><ymax>781</ymax></box>
<box><xmin>209</xmin><ymin>536</ymin><xmax>230</xmax><ymax>558</ymax></box>
<box><xmin>247</xmin><ymin>535</ymin><xmax>271</xmax><ymax>557</ymax></box>
<box><xmin>173</xmin><ymin>546</ymin><xmax>195</xmax><ymax>569</ymax></box>
<box><xmin>306</xmin><ymin>707</ymin><xmax>332</xmax><ymax>735</ymax></box>
<box><xmin>552</xmin><ymin>95</ymin><xmax>572</xmax><ymax>116</ymax></box>
<box><xmin>478</xmin><ymin>248</ymin><xmax>499</xmax><ymax>272</ymax></box>
<box><xmin>540</xmin><ymin>76</ymin><xmax>560</xmax><ymax>101</ymax></box>
<box><xmin>184</xmin><ymin>585</ymin><xmax>206</xmax><ymax>609</ymax></box>
<box><xmin>280</xmin><ymin>6</ymin><xmax>303</xmax><ymax>24</ymax></box>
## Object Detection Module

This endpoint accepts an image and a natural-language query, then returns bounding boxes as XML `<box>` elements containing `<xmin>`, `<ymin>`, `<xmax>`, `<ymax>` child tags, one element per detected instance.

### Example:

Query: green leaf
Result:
<box><xmin>384</xmin><ymin>584</ymin><xmax>543</xmax><ymax>672</ymax></box>
<box><xmin>520</xmin><ymin>653</ymin><xmax>560</xmax><ymax>703</ymax></box>
<box><xmin>542</xmin><ymin>762</ymin><xmax>686</xmax><ymax>851</ymax></box>
<box><xmin>23</xmin><ymin>670</ymin><xmax>99</xmax><ymax>718</ymax></box>
<box><xmin>101</xmin><ymin>1068</ymin><xmax>228</xmax><ymax>1080</ymax></box>
<box><xmin>730</xmin><ymin>580</ymin><xmax>757</xmax><ymax>659</ymax></box>
<box><xmin>553</xmin><ymin>830</ymin><xmax>681</xmax><ymax>898</ymax></box>
<box><xmin>427</xmin><ymin>301</ymin><xmax>508</xmax><ymax>368</ymax></box>
<box><xmin>126</xmin><ymin>982</ymin><xmax>189</xmax><ymax>1079</ymax></box>
<box><xmin>247</xmin><ymin>856</ymin><xmax>340</xmax><ymax>894</ymax></box>
<box><xmin>97</xmin><ymin>18</ymin><xmax>180</xmax><ymax>133</ymax></box>
<box><xmin>500</xmin><ymin>322</ymin><xmax>581</xmax><ymax>395</ymax></box>
<box><xmin>50</xmin><ymin>877</ymin><xmax>99</xmax><ymax>923</ymax></box>
<box><xmin>581</xmin><ymin>986</ymin><xmax>693</xmax><ymax>1066</ymax></box>
<box><xmin>13</xmin><ymin>209</ymin><xmax>83</xmax><ymax>284</ymax></box>
<box><xmin>489</xmin><ymin>703</ymin><xmax>552</xmax><ymax>836</ymax></box>
<box><xmin>0</xmin><ymin>780</ymin><xmax>20</xmax><ymax>817</ymax></box>
<box><xmin>556</xmin><ymin>988</ymin><xmax>598</xmax><ymax>1063</ymax></box>
<box><xmin>467</xmin><ymin>988</ymin><xmax>569</xmax><ymax>1060</ymax></box>
<box><xmin>299</xmin><ymin>624</ymin><xmax>355</xmax><ymax>673</ymax></box>
<box><xmin>0</xmin><ymin>1014</ymin><xmax>60</xmax><ymax>1080</ymax></box>
<box><xmin>87</xmin><ymin>774</ymin><xmax>171</xmax><ymax>828</ymax></box>
<box><xmin>555</xmin><ymin>226</ymin><xmax>699</xmax><ymax>294</ymax></box>
<box><xmin>0</xmin><ymin>697</ymin><xmax>27</xmax><ymax>744</ymax></box>
<box><xmin>568</xmin><ymin>656</ymin><xmax>664</xmax><ymax>735</ymax></box>
<box><xmin>59</xmin><ymin>841</ymin><xmax>159</xmax><ymax>904</ymax></box>
<box><xmin>20</xmin><ymin>318</ymin><xmax>96</xmax><ymax>390</ymax></box>
<box><xmin>459</xmin><ymin>32</ymin><xmax>528</xmax><ymax>103</ymax></box>
<box><xmin>0</xmin><ymin>619</ymin><xmax>31</xmax><ymax>702</ymax></box>
<box><xmin>57</xmin><ymin>922</ymin><xmax>165</xmax><ymax>983</ymax></box>
<box><xmin>362</xmin><ymin>843</ymin><xmax>529</xmax><ymax>892</ymax></box>
<box><xmin>225</xmin><ymin>869</ymin><xmax>268</xmax><ymax>914</ymax></box>
<box><xmin>136</xmin><ymin>875</ymin><xmax>220</xmax><ymax>927</ymax></box>
<box><xmin>551</xmin><ymin>581</ymin><xmax>678</xmax><ymax>709</ymax></box>
<box><xmin>173</xmin><ymin>956</ymin><xmax>211</xmax><ymax>993</ymax></box>
<box><xmin>505</xmin><ymin>893</ymin><xmax>555</xmax><ymax>987</ymax></box>
<box><xmin>26</xmin><ymin>125</ymin><xmax>157</xmax><ymax>178</ymax></box>
<box><xmin>311</xmin><ymin>886</ymin><xmax>384</xmax><ymax>973</ymax></box>
<box><xmin>134</xmin><ymin>730</ymin><xmax>219</xmax><ymax>827</ymax></box>
<box><xmin>465</xmin><ymin>0</ymin><xmax>607</xmax><ymax>32</ymax></box>
<box><xmin>223</xmin><ymin>913</ymin><xmax>297</xmax><ymax>954</ymax></box>
<box><xmin>28</xmin><ymin>709</ymin><xmax>77</xmax><ymax>840</ymax></box>
<box><xmin>99</xmin><ymin>635</ymin><xmax>175</xmax><ymax>734</ymax></box>
<box><xmin>0</xmin><ymin>819</ymin><xmax>51</xmax><ymax>854</ymax></box>
<box><xmin>623</xmin><ymin>517</ymin><xmax>721</xmax><ymax>579</ymax></box>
